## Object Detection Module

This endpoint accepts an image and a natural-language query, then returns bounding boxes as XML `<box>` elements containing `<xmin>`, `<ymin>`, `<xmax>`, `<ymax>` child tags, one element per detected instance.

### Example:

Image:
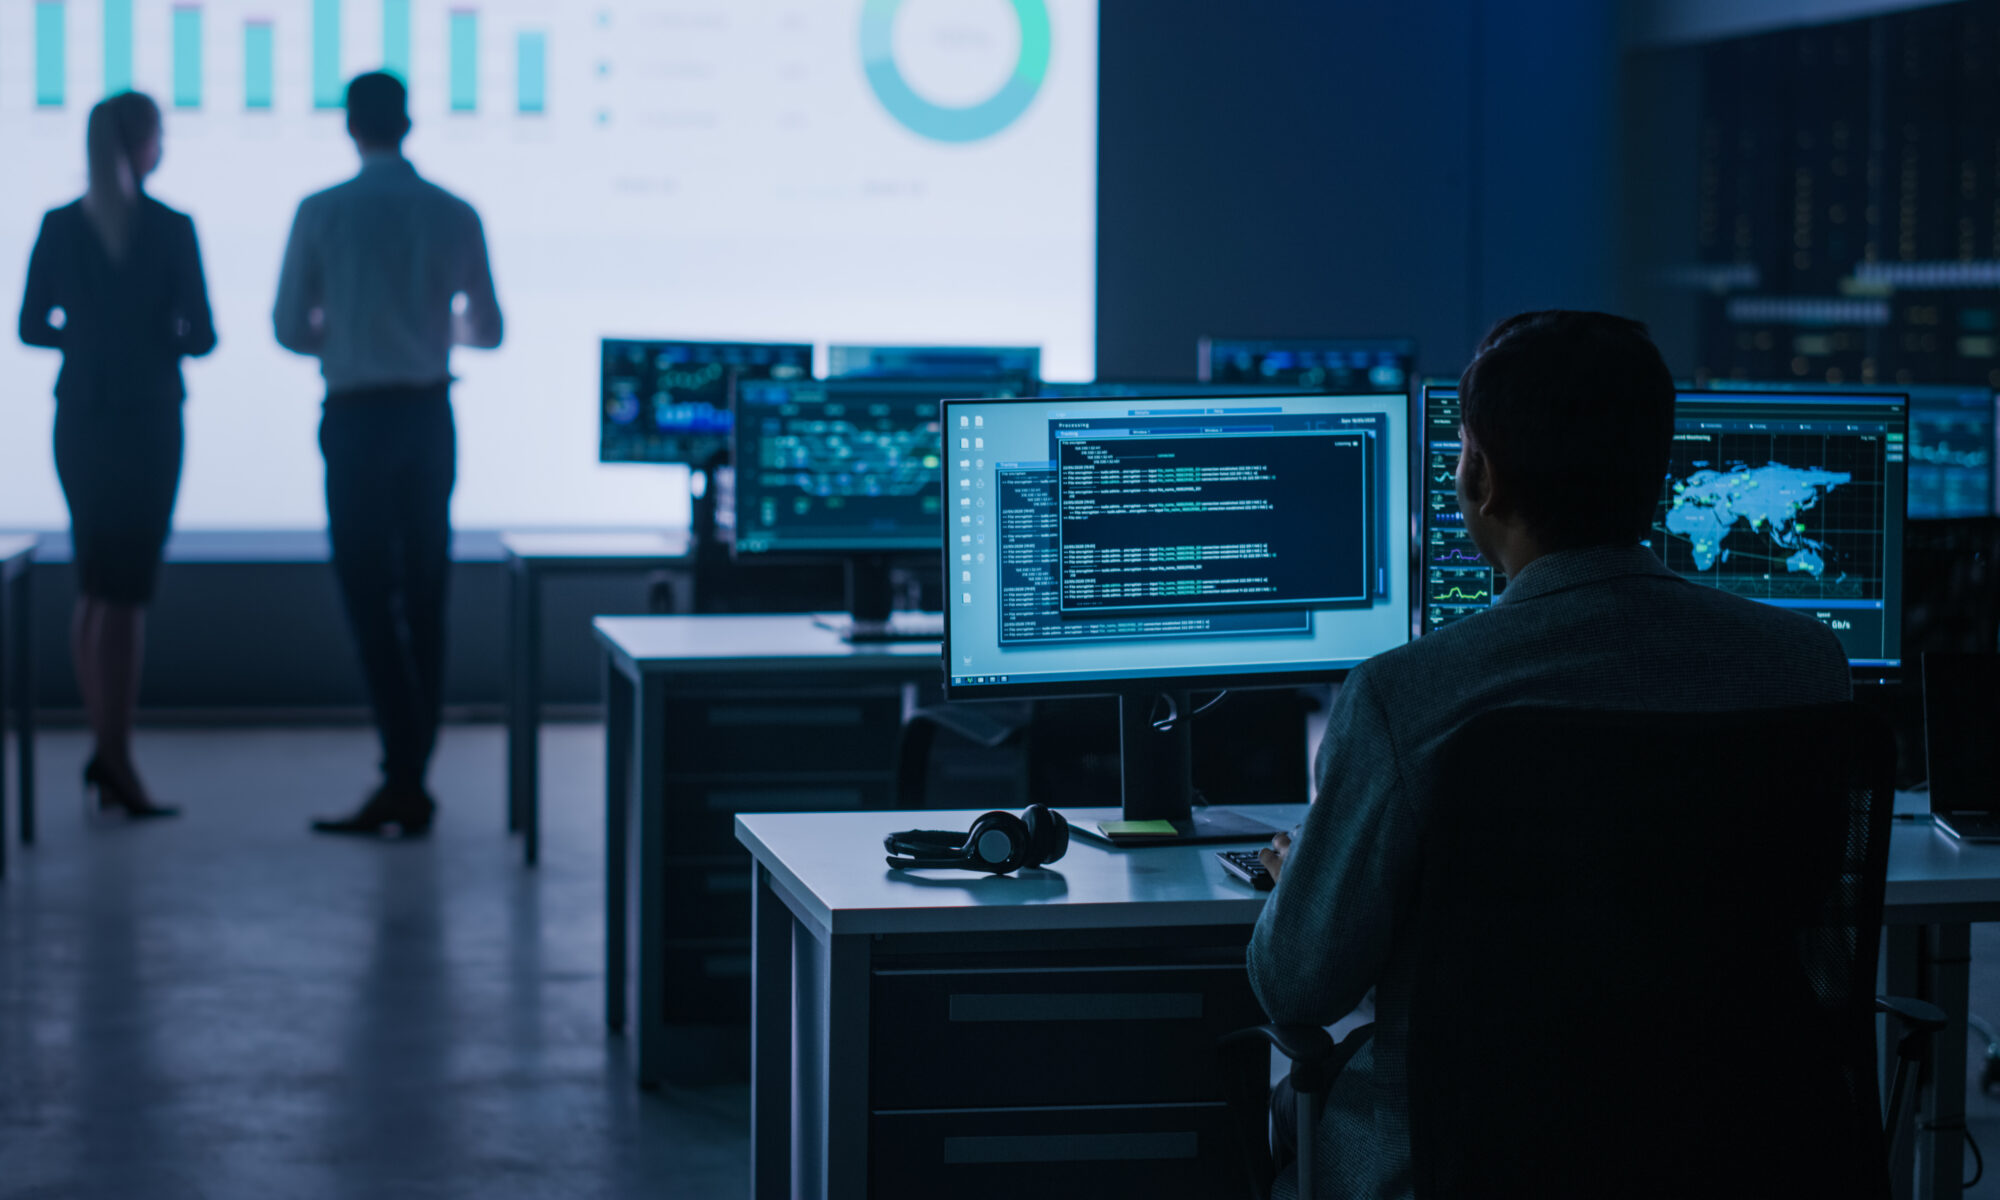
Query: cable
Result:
<box><xmin>1966</xmin><ymin>1127</ymin><xmax>1983</xmax><ymax>1190</ymax></box>
<box><xmin>1149</xmin><ymin>690</ymin><xmax>1230</xmax><ymax>731</ymax></box>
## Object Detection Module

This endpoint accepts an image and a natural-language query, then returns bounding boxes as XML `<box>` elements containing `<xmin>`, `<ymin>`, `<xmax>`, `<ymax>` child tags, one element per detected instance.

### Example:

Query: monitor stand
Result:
<box><xmin>1086</xmin><ymin>690</ymin><xmax>1283</xmax><ymax>847</ymax></box>
<box><xmin>815</xmin><ymin>557</ymin><xmax>944</xmax><ymax>643</ymax></box>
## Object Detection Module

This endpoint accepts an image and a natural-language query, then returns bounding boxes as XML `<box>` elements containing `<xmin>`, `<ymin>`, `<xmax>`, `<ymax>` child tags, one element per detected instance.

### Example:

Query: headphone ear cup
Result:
<box><xmin>964</xmin><ymin>810</ymin><xmax>1030</xmax><ymax>874</ymax></box>
<box><xmin>1020</xmin><ymin>804</ymin><xmax>1068</xmax><ymax>867</ymax></box>
<box><xmin>1036</xmin><ymin>806</ymin><xmax>1070</xmax><ymax>866</ymax></box>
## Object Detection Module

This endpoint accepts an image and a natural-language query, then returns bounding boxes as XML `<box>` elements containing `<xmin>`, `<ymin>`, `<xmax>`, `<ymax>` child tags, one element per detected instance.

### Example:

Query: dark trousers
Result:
<box><xmin>320</xmin><ymin>383</ymin><xmax>456</xmax><ymax>790</ymax></box>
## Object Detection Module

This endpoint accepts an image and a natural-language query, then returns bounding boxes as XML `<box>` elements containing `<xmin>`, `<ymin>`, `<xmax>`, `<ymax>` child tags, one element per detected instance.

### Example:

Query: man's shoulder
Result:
<box><xmin>1349</xmin><ymin>571</ymin><xmax>1848</xmax><ymax>709</ymax></box>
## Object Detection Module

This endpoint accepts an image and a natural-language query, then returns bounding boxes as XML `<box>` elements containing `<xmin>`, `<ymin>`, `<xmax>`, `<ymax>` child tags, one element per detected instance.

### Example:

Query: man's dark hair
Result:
<box><xmin>346</xmin><ymin>72</ymin><xmax>410</xmax><ymax>146</ymax></box>
<box><xmin>1456</xmin><ymin>310</ymin><xmax>1677</xmax><ymax>549</ymax></box>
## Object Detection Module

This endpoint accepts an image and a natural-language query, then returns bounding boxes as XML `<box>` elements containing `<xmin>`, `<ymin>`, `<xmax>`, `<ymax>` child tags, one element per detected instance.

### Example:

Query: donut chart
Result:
<box><xmin>860</xmin><ymin>0</ymin><xmax>1051</xmax><ymax>143</ymax></box>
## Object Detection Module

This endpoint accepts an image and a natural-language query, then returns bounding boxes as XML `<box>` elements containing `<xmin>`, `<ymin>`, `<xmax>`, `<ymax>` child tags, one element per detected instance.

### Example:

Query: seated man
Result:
<box><xmin>1246</xmin><ymin>310</ymin><xmax>1851</xmax><ymax>1199</ymax></box>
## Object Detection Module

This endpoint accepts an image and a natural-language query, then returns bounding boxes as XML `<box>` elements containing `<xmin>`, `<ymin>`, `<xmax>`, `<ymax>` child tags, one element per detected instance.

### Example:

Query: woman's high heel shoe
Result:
<box><xmin>83</xmin><ymin>756</ymin><xmax>179</xmax><ymax>821</ymax></box>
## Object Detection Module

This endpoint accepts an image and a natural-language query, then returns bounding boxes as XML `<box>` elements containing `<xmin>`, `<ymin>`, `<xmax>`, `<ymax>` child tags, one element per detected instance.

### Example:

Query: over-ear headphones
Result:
<box><xmin>884</xmin><ymin>805</ymin><xmax>1070</xmax><ymax>875</ymax></box>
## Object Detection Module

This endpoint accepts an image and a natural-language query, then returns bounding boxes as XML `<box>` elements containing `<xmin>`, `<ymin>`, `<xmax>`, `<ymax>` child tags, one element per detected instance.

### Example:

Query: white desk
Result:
<box><xmin>0</xmin><ymin>535</ymin><xmax>37</xmax><ymax>879</ymax></box>
<box><xmin>1886</xmin><ymin>792</ymin><xmax>2000</xmax><ymax>1200</ymax></box>
<box><xmin>740</xmin><ymin>800</ymin><xmax>2000</xmax><ymax>1200</ymax></box>
<box><xmin>737</xmin><ymin>803</ymin><xmax>1298</xmax><ymax>1200</ymax></box>
<box><xmin>500</xmin><ymin>531</ymin><xmax>690</xmax><ymax>865</ymax></box>
<box><xmin>595</xmin><ymin>615</ymin><xmax>940</xmax><ymax>1089</ymax></box>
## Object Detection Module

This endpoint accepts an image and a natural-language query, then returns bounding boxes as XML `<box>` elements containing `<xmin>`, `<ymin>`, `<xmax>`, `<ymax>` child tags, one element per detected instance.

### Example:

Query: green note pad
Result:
<box><xmin>1098</xmin><ymin>819</ymin><xmax>1179</xmax><ymax>837</ymax></box>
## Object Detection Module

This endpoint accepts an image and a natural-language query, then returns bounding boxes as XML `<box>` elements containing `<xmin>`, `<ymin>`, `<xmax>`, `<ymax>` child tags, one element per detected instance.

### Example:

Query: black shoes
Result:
<box><xmin>83</xmin><ymin>756</ymin><xmax>180</xmax><ymax>821</ymax></box>
<box><xmin>311</xmin><ymin>784</ymin><xmax>437</xmax><ymax>839</ymax></box>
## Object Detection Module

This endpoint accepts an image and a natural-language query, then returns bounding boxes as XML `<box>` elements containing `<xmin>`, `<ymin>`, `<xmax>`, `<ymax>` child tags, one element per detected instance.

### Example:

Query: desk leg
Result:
<box><xmin>635</xmin><ymin>673</ymin><xmax>668</xmax><ymax>1089</ymax></box>
<box><xmin>1916</xmin><ymin>923</ymin><xmax>1971</xmax><ymax>1200</ymax></box>
<box><xmin>605</xmin><ymin>661</ymin><xmax>634</xmax><ymax>1033</ymax></box>
<box><xmin>13</xmin><ymin>560</ymin><xmax>32</xmax><ymax>847</ymax></box>
<box><xmin>1888</xmin><ymin>925</ymin><xmax>1921</xmax><ymax>1200</ymax></box>
<box><xmin>797</xmin><ymin>928</ymin><xmax>870</xmax><ymax>1199</ymax></box>
<box><xmin>521</xmin><ymin>567</ymin><xmax>543</xmax><ymax>866</ymax></box>
<box><xmin>507</xmin><ymin>560</ymin><xmax>528</xmax><ymax>835</ymax></box>
<box><xmin>751</xmin><ymin>864</ymin><xmax>794</xmax><ymax>1200</ymax></box>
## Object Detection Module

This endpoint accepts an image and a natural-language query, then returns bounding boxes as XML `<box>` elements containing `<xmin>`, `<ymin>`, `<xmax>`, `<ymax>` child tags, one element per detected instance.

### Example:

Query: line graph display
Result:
<box><xmin>1418</xmin><ymin>386</ymin><xmax>1502</xmax><ymax>632</ymax></box>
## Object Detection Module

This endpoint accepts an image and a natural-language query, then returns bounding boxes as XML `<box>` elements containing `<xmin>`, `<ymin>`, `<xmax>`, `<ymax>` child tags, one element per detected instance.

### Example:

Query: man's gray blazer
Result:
<box><xmin>1247</xmin><ymin>544</ymin><xmax>1853</xmax><ymax>1199</ymax></box>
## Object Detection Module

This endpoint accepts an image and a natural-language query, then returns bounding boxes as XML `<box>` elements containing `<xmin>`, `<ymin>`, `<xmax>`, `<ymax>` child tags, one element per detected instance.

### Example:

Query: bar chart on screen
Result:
<box><xmin>4</xmin><ymin>0</ymin><xmax>556</xmax><ymax>118</ymax></box>
<box><xmin>0</xmin><ymin>0</ymin><xmax>1098</xmax><ymax>533</ymax></box>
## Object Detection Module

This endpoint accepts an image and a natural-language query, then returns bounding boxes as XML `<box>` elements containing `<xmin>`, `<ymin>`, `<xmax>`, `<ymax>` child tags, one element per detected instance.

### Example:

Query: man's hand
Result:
<box><xmin>1258</xmin><ymin>830</ymin><xmax>1293</xmax><ymax>885</ymax></box>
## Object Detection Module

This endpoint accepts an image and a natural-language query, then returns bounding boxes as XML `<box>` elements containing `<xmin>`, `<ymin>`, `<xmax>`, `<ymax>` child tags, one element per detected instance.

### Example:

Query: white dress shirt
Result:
<box><xmin>273</xmin><ymin>151</ymin><xmax>502</xmax><ymax>393</ymax></box>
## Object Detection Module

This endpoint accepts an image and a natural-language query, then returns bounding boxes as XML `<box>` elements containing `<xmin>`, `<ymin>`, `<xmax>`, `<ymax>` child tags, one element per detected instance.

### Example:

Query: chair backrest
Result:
<box><xmin>1405</xmin><ymin>703</ymin><xmax>1895</xmax><ymax>1200</ymax></box>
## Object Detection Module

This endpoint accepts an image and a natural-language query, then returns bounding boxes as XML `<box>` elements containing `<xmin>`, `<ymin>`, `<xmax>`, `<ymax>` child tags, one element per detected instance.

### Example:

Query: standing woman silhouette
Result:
<box><xmin>17</xmin><ymin>92</ymin><xmax>215</xmax><ymax>819</ymax></box>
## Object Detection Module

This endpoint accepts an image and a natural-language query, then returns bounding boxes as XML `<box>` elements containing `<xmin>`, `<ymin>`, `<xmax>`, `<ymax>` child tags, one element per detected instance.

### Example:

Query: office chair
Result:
<box><xmin>1225</xmin><ymin>703</ymin><xmax>1945</xmax><ymax>1199</ymax></box>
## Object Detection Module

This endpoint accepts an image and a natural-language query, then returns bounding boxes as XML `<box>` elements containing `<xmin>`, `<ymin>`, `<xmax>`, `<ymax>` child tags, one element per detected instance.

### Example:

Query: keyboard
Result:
<box><xmin>817</xmin><ymin>613</ymin><xmax>945</xmax><ymax>643</ymax></box>
<box><xmin>1216</xmin><ymin>849</ymin><xmax>1274</xmax><ymax>891</ymax></box>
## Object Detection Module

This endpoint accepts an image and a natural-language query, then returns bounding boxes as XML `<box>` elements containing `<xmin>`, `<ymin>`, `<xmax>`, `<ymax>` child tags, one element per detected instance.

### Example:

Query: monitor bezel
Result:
<box><xmin>597</xmin><ymin>337</ymin><xmax>817</xmax><ymax>468</ymax></box>
<box><xmin>728</xmin><ymin>377</ymin><xmax>1015</xmax><ymax>559</ymax></box>
<box><xmin>939</xmin><ymin>390</ymin><xmax>1420</xmax><ymax>703</ymax></box>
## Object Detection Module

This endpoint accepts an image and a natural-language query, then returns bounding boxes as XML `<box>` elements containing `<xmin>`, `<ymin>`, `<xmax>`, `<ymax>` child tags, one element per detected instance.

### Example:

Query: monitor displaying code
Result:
<box><xmin>945</xmin><ymin>393</ymin><xmax>1411</xmax><ymax>696</ymax></box>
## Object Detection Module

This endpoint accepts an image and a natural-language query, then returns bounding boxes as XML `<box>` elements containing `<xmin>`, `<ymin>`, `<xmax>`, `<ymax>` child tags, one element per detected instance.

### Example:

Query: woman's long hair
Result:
<box><xmin>82</xmin><ymin>91</ymin><xmax>161</xmax><ymax>260</ymax></box>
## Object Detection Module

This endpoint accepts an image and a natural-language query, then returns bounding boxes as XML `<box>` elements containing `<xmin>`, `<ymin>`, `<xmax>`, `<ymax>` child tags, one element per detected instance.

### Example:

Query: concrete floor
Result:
<box><xmin>7</xmin><ymin>721</ymin><xmax>2000</xmax><ymax>1196</ymax></box>
<box><xmin>0</xmin><ymin>724</ymin><xmax>746</xmax><ymax>1200</ymax></box>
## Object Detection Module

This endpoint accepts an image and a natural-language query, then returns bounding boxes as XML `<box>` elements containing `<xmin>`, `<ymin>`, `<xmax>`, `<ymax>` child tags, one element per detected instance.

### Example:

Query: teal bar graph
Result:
<box><xmin>35</xmin><ymin>1</ymin><xmax>65</xmax><ymax>108</ymax></box>
<box><xmin>517</xmin><ymin>32</ymin><xmax>545</xmax><ymax>114</ymax></box>
<box><xmin>383</xmin><ymin>0</ymin><xmax>411</xmax><ymax>81</ymax></box>
<box><xmin>173</xmin><ymin>5</ymin><xmax>202</xmax><ymax>109</ymax></box>
<box><xmin>244</xmin><ymin>19</ymin><xmax>274</xmax><ymax>110</ymax></box>
<box><xmin>313</xmin><ymin>0</ymin><xmax>342</xmax><ymax>109</ymax></box>
<box><xmin>449</xmin><ymin>9</ymin><xmax>477</xmax><ymax>112</ymax></box>
<box><xmin>103</xmin><ymin>0</ymin><xmax>132</xmax><ymax>94</ymax></box>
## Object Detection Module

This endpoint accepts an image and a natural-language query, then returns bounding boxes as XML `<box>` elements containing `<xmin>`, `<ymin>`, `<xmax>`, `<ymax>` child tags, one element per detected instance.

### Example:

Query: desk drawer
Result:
<box><xmin>674</xmin><ymin>779</ymin><xmax>893</xmax><ymax>853</ymax></box>
<box><xmin>869</xmin><ymin>963</ymin><xmax>1265</xmax><ymax>1109</ymax></box>
<box><xmin>663</xmin><ymin>940</ymin><xmax>751</xmax><ymax>1024</ymax></box>
<box><xmin>664</xmin><ymin>855</ymin><xmax>753</xmax><ymax>940</ymax></box>
<box><xmin>664</xmin><ymin>694</ymin><xmax>904</xmax><ymax>774</ymax></box>
<box><xmin>869</xmin><ymin>1104</ymin><xmax>1246</xmax><ymax>1200</ymax></box>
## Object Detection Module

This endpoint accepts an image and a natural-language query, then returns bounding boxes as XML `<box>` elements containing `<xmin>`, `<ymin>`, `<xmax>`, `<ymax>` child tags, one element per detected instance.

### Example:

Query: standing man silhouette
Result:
<box><xmin>275</xmin><ymin>72</ymin><xmax>503</xmax><ymax>837</ymax></box>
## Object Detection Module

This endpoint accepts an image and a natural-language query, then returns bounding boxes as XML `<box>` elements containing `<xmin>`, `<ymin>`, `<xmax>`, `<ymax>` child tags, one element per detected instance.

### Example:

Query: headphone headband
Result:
<box><xmin>883</xmin><ymin>807</ymin><xmax>1070</xmax><ymax>875</ymax></box>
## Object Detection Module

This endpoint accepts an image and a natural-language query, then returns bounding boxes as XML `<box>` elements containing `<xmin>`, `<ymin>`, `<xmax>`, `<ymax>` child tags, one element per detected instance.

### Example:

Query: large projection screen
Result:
<box><xmin>0</xmin><ymin>0</ymin><xmax>1097</xmax><ymax>530</ymax></box>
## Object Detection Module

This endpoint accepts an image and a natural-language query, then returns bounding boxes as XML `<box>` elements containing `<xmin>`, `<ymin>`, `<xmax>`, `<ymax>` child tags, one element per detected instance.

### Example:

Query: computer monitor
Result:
<box><xmin>1701</xmin><ymin>381</ymin><xmax>1996</xmax><ymax>519</ymax></box>
<box><xmin>827</xmin><ymin>344</ymin><xmax>1041</xmax><ymax>385</ymax></box>
<box><xmin>1197</xmin><ymin>337</ymin><xmax>1416</xmax><ymax>395</ymax></box>
<box><xmin>1419</xmin><ymin>385</ymin><xmax>1908</xmax><ymax>675</ymax></box>
<box><xmin>942</xmin><ymin>391</ymin><xmax>1414</xmax><ymax>840</ymax></box>
<box><xmin>599</xmin><ymin>339</ymin><xmax>814</xmax><ymax>467</ymax></box>
<box><xmin>1035</xmin><ymin>380</ymin><xmax>1312</xmax><ymax>398</ymax></box>
<box><xmin>733</xmin><ymin>377</ymin><xmax>1022</xmax><ymax>622</ymax></box>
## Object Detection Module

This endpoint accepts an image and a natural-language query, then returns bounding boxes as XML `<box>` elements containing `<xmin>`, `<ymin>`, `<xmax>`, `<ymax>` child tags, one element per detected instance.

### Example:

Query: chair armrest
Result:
<box><xmin>1877</xmin><ymin>995</ymin><xmax>1948</xmax><ymax>1034</ymax></box>
<box><xmin>1220</xmin><ymin>1022</ymin><xmax>1335</xmax><ymax>1066</ymax></box>
<box><xmin>1221</xmin><ymin>1022</ymin><xmax>1380</xmax><ymax>1097</ymax></box>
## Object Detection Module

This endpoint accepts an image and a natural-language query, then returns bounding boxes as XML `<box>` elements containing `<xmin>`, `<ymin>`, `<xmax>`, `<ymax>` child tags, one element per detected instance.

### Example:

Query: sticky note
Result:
<box><xmin>1099</xmin><ymin>820</ymin><xmax>1179</xmax><ymax>837</ymax></box>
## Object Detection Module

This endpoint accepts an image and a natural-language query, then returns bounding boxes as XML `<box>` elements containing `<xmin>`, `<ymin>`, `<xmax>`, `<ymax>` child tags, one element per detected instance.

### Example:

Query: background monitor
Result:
<box><xmin>600</xmin><ymin>339</ymin><xmax>814</xmax><ymax>467</ymax></box>
<box><xmin>733</xmin><ymin>378</ymin><xmax>1026</xmax><ymax>558</ymax></box>
<box><xmin>1197</xmin><ymin>337</ymin><xmax>1416</xmax><ymax>394</ymax></box>
<box><xmin>1419</xmin><ymin>385</ymin><xmax>1908</xmax><ymax>673</ymax></box>
<box><xmin>827</xmin><ymin>345</ymin><xmax>1042</xmax><ymax>384</ymax></box>
<box><xmin>943</xmin><ymin>391</ymin><xmax>1413</xmax><ymax>701</ymax></box>
<box><xmin>1701</xmin><ymin>381</ymin><xmax>1996</xmax><ymax>519</ymax></box>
